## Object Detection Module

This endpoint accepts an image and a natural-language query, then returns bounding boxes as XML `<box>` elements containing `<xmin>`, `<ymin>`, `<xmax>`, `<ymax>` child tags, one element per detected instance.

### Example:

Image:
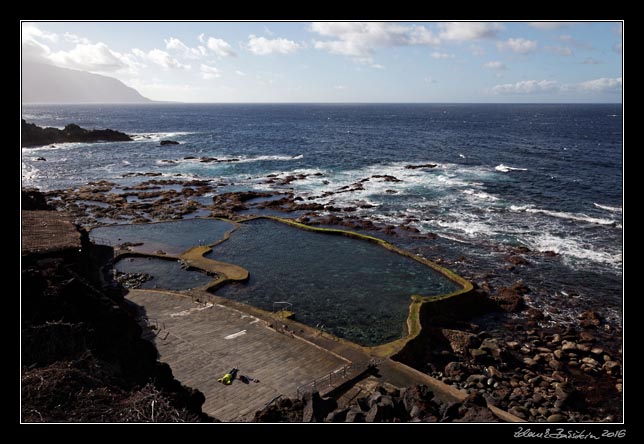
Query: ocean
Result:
<box><xmin>21</xmin><ymin>103</ymin><xmax>623</xmax><ymax>326</ymax></box>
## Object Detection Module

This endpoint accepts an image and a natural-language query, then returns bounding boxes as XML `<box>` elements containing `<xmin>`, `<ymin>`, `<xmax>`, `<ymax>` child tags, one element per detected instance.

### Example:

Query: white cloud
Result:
<box><xmin>578</xmin><ymin>77</ymin><xmax>622</xmax><ymax>93</ymax></box>
<box><xmin>22</xmin><ymin>24</ymin><xmax>57</xmax><ymax>61</ymax></box>
<box><xmin>492</xmin><ymin>79</ymin><xmax>561</xmax><ymax>94</ymax></box>
<box><xmin>22</xmin><ymin>25</ymin><xmax>58</xmax><ymax>43</ymax></box>
<box><xmin>492</xmin><ymin>77</ymin><xmax>623</xmax><ymax>96</ymax></box>
<box><xmin>424</xmin><ymin>76</ymin><xmax>437</xmax><ymax>83</ymax></box>
<box><xmin>371</xmin><ymin>63</ymin><xmax>385</xmax><ymax>70</ymax></box>
<box><xmin>200</xmin><ymin>63</ymin><xmax>221</xmax><ymax>80</ymax></box>
<box><xmin>408</xmin><ymin>25</ymin><xmax>441</xmax><ymax>46</ymax></box>
<box><xmin>235</xmin><ymin>70</ymin><xmax>246</xmax><ymax>76</ymax></box>
<box><xmin>246</xmin><ymin>35</ymin><xmax>301</xmax><ymax>55</ymax></box>
<box><xmin>557</xmin><ymin>34</ymin><xmax>593</xmax><ymax>50</ymax></box>
<box><xmin>23</xmin><ymin>25</ymin><xmax>142</xmax><ymax>74</ymax></box>
<box><xmin>333</xmin><ymin>85</ymin><xmax>346</xmax><ymax>89</ymax></box>
<box><xmin>613</xmin><ymin>42</ymin><xmax>622</xmax><ymax>53</ymax></box>
<box><xmin>164</xmin><ymin>37</ymin><xmax>205</xmax><ymax>59</ymax></box>
<box><xmin>497</xmin><ymin>38</ymin><xmax>538</xmax><ymax>54</ymax></box>
<box><xmin>484</xmin><ymin>61</ymin><xmax>507</xmax><ymax>70</ymax></box>
<box><xmin>63</xmin><ymin>32</ymin><xmax>90</xmax><ymax>45</ymax></box>
<box><xmin>49</xmin><ymin>42</ymin><xmax>141</xmax><ymax>72</ymax></box>
<box><xmin>133</xmin><ymin>48</ymin><xmax>190</xmax><ymax>70</ymax></box>
<box><xmin>205</xmin><ymin>37</ymin><xmax>236</xmax><ymax>57</ymax></box>
<box><xmin>438</xmin><ymin>22</ymin><xmax>503</xmax><ymax>42</ymax></box>
<box><xmin>529</xmin><ymin>22</ymin><xmax>568</xmax><ymax>30</ymax></box>
<box><xmin>431</xmin><ymin>51</ymin><xmax>454</xmax><ymax>59</ymax></box>
<box><xmin>548</xmin><ymin>45</ymin><xmax>573</xmax><ymax>56</ymax></box>
<box><xmin>310</xmin><ymin>22</ymin><xmax>438</xmax><ymax>62</ymax></box>
<box><xmin>581</xmin><ymin>58</ymin><xmax>603</xmax><ymax>65</ymax></box>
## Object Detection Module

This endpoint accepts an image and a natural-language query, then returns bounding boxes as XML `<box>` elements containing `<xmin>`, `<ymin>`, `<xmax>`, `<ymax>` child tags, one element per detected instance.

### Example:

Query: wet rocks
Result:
<box><xmin>371</xmin><ymin>174</ymin><xmax>402</xmax><ymax>183</ymax></box>
<box><xmin>22</xmin><ymin>120</ymin><xmax>132</xmax><ymax>147</ymax></box>
<box><xmin>114</xmin><ymin>271</ymin><xmax>152</xmax><ymax>289</ymax></box>
<box><xmin>160</xmin><ymin>140</ymin><xmax>179</xmax><ymax>146</ymax></box>
<box><xmin>405</xmin><ymin>163</ymin><xmax>437</xmax><ymax>169</ymax></box>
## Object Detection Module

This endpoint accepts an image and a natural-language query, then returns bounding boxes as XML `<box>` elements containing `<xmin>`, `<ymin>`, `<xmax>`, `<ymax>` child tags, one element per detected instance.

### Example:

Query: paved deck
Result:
<box><xmin>127</xmin><ymin>289</ymin><xmax>346</xmax><ymax>422</ymax></box>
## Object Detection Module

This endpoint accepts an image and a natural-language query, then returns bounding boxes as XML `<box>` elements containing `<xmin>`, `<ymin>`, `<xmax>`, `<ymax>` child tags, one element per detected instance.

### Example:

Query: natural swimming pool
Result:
<box><xmin>90</xmin><ymin>218</ymin><xmax>233</xmax><ymax>255</ymax></box>
<box><xmin>114</xmin><ymin>257</ymin><xmax>214</xmax><ymax>290</ymax></box>
<box><xmin>93</xmin><ymin>217</ymin><xmax>462</xmax><ymax>346</ymax></box>
<box><xmin>206</xmin><ymin>218</ymin><xmax>460</xmax><ymax>346</ymax></box>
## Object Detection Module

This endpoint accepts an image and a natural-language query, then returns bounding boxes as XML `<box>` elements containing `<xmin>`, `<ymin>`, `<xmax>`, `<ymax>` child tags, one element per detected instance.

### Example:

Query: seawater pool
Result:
<box><xmin>207</xmin><ymin>219</ymin><xmax>460</xmax><ymax>346</ymax></box>
<box><xmin>93</xmin><ymin>217</ymin><xmax>462</xmax><ymax>346</ymax></box>
<box><xmin>115</xmin><ymin>257</ymin><xmax>213</xmax><ymax>290</ymax></box>
<box><xmin>90</xmin><ymin>218</ymin><xmax>233</xmax><ymax>255</ymax></box>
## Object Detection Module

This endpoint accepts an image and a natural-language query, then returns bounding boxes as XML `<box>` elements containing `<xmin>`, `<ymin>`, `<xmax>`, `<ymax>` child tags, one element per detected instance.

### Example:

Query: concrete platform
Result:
<box><xmin>127</xmin><ymin>289</ymin><xmax>347</xmax><ymax>421</ymax></box>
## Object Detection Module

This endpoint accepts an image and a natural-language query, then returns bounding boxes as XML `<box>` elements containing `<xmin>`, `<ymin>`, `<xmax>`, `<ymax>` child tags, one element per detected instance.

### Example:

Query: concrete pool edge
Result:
<box><xmin>234</xmin><ymin>216</ymin><xmax>475</xmax><ymax>358</ymax></box>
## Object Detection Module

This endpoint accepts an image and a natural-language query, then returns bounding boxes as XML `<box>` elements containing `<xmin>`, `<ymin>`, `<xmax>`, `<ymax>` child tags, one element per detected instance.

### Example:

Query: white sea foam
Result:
<box><xmin>434</xmin><ymin>219</ymin><xmax>497</xmax><ymax>237</ymax></box>
<box><xmin>593</xmin><ymin>203</ymin><xmax>622</xmax><ymax>213</ymax></box>
<box><xmin>459</xmin><ymin>154</ymin><xmax>466</xmax><ymax>158</ymax></box>
<box><xmin>523</xmin><ymin>233</ymin><xmax>622</xmax><ymax>268</ymax></box>
<box><xmin>131</xmin><ymin>131</ymin><xmax>194</xmax><ymax>142</ymax></box>
<box><xmin>169</xmin><ymin>154</ymin><xmax>304</xmax><ymax>166</ymax></box>
<box><xmin>22</xmin><ymin>142</ymin><xmax>86</xmax><ymax>152</ymax></box>
<box><xmin>526</xmin><ymin>208</ymin><xmax>616</xmax><ymax>226</ymax></box>
<box><xmin>495</xmin><ymin>164</ymin><xmax>528</xmax><ymax>173</ymax></box>
<box><xmin>462</xmin><ymin>189</ymin><xmax>498</xmax><ymax>201</ymax></box>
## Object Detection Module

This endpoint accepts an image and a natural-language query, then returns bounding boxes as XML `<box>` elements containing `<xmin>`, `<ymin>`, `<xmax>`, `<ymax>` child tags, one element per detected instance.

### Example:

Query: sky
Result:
<box><xmin>21</xmin><ymin>21</ymin><xmax>623</xmax><ymax>103</ymax></box>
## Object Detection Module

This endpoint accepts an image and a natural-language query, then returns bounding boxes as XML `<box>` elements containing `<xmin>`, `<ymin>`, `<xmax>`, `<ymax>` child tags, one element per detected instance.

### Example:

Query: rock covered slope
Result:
<box><xmin>21</xmin><ymin>191</ymin><xmax>213</xmax><ymax>422</ymax></box>
<box><xmin>21</xmin><ymin>120</ymin><xmax>132</xmax><ymax>148</ymax></box>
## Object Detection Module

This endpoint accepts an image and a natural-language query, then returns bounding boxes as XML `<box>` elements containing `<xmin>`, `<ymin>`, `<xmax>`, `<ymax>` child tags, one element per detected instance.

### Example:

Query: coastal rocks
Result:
<box><xmin>405</xmin><ymin>163</ymin><xmax>437</xmax><ymax>169</ymax></box>
<box><xmin>579</xmin><ymin>310</ymin><xmax>602</xmax><ymax>328</ymax></box>
<box><xmin>434</xmin><ymin>329</ymin><xmax>480</xmax><ymax>355</ymax></box>
<box><xmin>371</xmin><ymin>174</ymin><xmax>402</xmax><ymax>183</ymax></box>
<box><xmin>114</xmin><ymin>271</ymin><xmax>152</xmax><ymax>289</ymax></box>
<box><xmin>21</xmin><ymin>120</ymin><xmax>132</xmax><ymax>147</ymax></box>
<box><xmin>301</xmin><ymin>391</ymin><xmax>337</xmax><ymax>422</ymax></box>
<box><xmin>490</xmin><ymin>281</ymin><xmax>530</xmax><ymax>312</ymax></box>
<box><xmin>160</xmin><ymin>140</ymin><xmax>179</xmax><ymax>146</ymax></box>
<box><xmin>255</xmin><ymin>384</ymin><xmax>500</xmax><ymax>423</ymax></box>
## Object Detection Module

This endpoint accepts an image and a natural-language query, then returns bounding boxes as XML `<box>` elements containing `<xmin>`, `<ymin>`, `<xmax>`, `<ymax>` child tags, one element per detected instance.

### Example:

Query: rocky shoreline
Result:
<box><xmin>34</xmin><ymin>174</ymin><xmax>623</xmax><ymax>423</ymax></box>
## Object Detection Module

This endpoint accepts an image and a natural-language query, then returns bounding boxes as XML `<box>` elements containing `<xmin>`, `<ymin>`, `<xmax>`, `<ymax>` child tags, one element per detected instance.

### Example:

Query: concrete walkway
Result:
<box><xmin>127</xmin><ymin>289</ymin><xmax>345</xmax><ymax>421</ymax></box>
<box><xmin>180</xmin><ymin>245</ymin><xmax>249</xmax><ymax>281</ymax></box>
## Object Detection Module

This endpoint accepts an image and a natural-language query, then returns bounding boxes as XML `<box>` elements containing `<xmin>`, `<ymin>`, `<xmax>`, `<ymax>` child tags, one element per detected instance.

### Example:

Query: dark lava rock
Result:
<box><xmin>345</xmin><ymin>408</ymin><xmax>366</xmax><ymax>423</ymax></box>
<box><xmin>491</xmin><ymin>286</ymin><xmax>526</xmax><ymax>312</ymax></box>
<box><xmin>301</xmin><ymin>391</ymin><xmax>337</xmax><ymax>422</ymax></box>
<box><xmin>405</xmin><ymin>163</ymin><xmax>437</xmax><ymax>169</ymax></box>
<box><xmin>22</xmin><ymin>119</ymin><xmax>132</xmax><ymax>147</ymax></box>
<box><xmin>22</xmin><ymin>189</ymin><xmax>51</xmax><ymax>210</ymax></box>
<box><xmin>372</xmin><ymin>174</ymin><xmax>402</xmax><ymax>183</ymax></box>
<box><xmin>160</xmin><ymin>140</ymin><xmax>180</xmax><ymax>146</ymax></box>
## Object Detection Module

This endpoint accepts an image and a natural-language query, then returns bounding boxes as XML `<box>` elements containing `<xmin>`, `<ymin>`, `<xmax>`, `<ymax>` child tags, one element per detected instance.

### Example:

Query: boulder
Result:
<box><xmin>160</xmin><ymin>140</ymin><xmax>180</xmax><ymax>146</ymax></box>
<box><xmin>439</xmin><ymin>329</ymin><xmax>480</xmax><ymax>354</ymax></box>
<box><xmin>345</xmin><ymin>408</ymin><xmax>366</xmax><ymax>423</ymax></box>
<box><xmin>491</xmin><ymin>288</ymin><xmax>525</xmax><ymax>312</ymax></box>
<box><xmin>301</xmin><ymin>391</ymin><xmax>337</xmax><ymax>422</ymax></box>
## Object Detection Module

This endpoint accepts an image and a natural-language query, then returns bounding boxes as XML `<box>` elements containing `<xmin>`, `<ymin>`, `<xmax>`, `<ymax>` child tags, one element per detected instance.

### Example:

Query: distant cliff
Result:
<box><xmin>22</xmin><ymin>119</ymin><xmax>133</xmax><ymax>147</ymax></box>
<box><xmin>22</xmin><ymin>61</ymin><xmax>152</xmax><ymax>104</ymax></box>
